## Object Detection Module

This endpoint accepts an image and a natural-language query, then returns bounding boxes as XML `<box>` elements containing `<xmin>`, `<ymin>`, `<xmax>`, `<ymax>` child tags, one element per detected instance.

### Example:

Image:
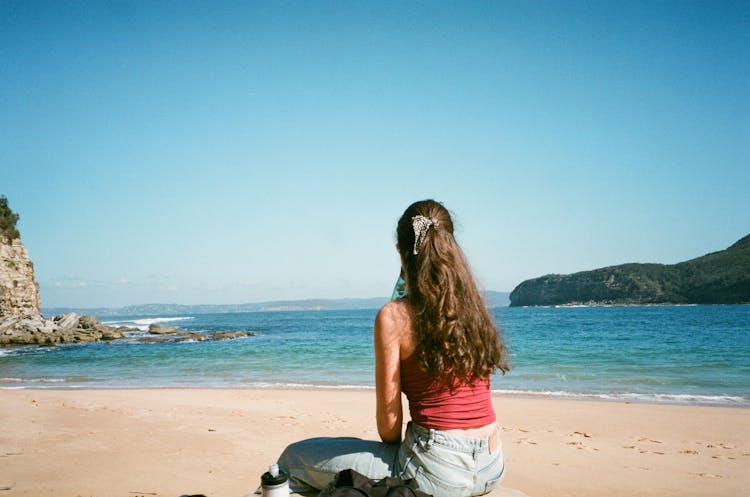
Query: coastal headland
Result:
<box><xmin>510</xmin><ymin>234</ymin><xmax>750</xmax><ymax>306</ymax></box>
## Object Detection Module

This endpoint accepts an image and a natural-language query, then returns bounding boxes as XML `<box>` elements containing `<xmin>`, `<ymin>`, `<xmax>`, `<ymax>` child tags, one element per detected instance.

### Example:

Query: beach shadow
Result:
<box><xmin>487</xmin><ymin>486</ymin><xmax>531</xmax><ymax>497</ymax></box>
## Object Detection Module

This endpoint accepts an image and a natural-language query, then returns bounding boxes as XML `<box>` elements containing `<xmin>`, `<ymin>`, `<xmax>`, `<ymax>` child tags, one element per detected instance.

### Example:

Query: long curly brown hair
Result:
<box><xmin>397</xmin><ymin>199</ymin><xmax>509</xmax><ymax>384</ymax></box>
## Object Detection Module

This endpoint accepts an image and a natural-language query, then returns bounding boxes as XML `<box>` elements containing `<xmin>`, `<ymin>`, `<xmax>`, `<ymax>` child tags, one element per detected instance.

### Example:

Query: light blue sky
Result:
<box><xmin>2</xmin><ymin>1</ymin><xmax>748</xmax><ymax>308</ymax></box>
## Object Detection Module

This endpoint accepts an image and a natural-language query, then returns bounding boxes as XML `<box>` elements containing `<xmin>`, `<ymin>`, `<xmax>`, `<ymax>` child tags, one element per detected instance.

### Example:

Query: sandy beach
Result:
<box><xmin>0</xmin><ymin>388</ymin><xmax>747</xmax><ymax>497</ymax></box>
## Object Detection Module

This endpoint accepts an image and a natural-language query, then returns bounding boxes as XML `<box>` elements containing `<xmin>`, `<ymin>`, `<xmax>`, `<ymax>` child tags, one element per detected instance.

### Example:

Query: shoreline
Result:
<box><xmin>510</xmin><ymin>302</ymin><xmax>750</xmax><ymax>308</ymax></box>
<box><xmin>2</xmin><ymin>383</ymin><xmax>747</xmax><ymax>409</ymax></box>
<box><xmin>1</xmin><ymin>388</ymin><xmax>748</xmax><ymax>497</ymax></box>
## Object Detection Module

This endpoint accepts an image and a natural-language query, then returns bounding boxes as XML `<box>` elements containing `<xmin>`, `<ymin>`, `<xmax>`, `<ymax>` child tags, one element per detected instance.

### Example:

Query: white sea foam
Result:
<box><xmin>0</xmin><ymin>376</ymin><xmax>95</xmax><ymax>389</ymax></box>
<box><xmin>491</xmin><ymin>389</ymin><xmax>750</xmax><ymax>407</ymax></box>
<box><xmin>241</xmin><ymin>380</ymin><xmax>375</xmax><ymax>391</ymax></box>
<box><xmin>132</xmin><ymin>316</ymin><xmax>194</xmax><ymax>325</ymax></box>
<box><xmin>597</xmin><ymin>392</ymin><xmax>749</xmax><ymax>406</ymax></box>
<box><xmin>1</xmin><ymin>377</ymin><xmax>65</xmax><ymax>384</ymax></box>
<box><xmin>104</xmin><ymin>316</ymin><xmax>194</xmax><ymax>331</ymax></box>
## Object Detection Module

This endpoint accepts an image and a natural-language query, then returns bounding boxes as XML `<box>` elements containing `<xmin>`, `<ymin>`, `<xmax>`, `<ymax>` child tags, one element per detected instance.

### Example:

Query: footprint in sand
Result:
<box><xmin>566</xmin><ymin>440</ymin><xmax>599</xmax><ymax>451</ymax></box>
<box><xmin>272</xmin><ymin>415</ymin><xmax>301</xmax><ymax>426</ymax></box>
<box><xmin>515</xmin><ymin>437</ymin><xmax>537</xmax><ymax>445</ymax></box>
<box><xmin>567</xmin><ymin>432</ymin><xmax>598</xmax><ymax>451</ymax></box>
<box><xmin>636</xmin><ymin>437</ymin><xmax>662</xmax><ymax>444</ymax></box>
<box><xmin>696</xmin><ymin>472</ymin><xmax>723</xmax><ymax>479</ymax></box>
<box><xmin>323</xmin><ymin>416</ymin><xmax>349</xmax><ymax>425</ymax></box>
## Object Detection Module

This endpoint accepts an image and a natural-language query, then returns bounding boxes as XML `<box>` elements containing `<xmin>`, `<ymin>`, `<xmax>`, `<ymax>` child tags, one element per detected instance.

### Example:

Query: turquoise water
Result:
<box><xmin>1</xmin><ymin>305</ymin><xmax>748</xmax><ymax>406</ymax></box>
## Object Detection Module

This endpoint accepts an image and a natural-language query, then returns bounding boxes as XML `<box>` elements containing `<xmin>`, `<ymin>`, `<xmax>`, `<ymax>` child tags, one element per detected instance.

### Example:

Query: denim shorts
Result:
<box><xmin>397</xmin><ymin>422</ymin><xmax>505</xmax><ymax>497</ymax></box>
<box><xmin>278</xmin><ymin>422</ymin><xmax>504</xmax><ymax>497</ymax></box>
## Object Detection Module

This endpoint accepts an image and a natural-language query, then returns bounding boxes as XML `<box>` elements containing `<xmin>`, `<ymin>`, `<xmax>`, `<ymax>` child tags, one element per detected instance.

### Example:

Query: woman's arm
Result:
<box><xmin>374</xmin><ymin>303</ymin><xmax>403</xmax><ymax>443</ymax></box>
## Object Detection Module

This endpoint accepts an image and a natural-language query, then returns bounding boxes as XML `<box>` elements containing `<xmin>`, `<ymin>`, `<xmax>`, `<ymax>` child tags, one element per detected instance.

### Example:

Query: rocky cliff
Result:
<box><xmin>0</xmin><ymin>236</ymin><xmax>42</xmax><ymax>319</ymax></box>
<box><xmin>509</xmin><ymin>234</ymin><xmax>750</xmax><ymax>306</ymax></box>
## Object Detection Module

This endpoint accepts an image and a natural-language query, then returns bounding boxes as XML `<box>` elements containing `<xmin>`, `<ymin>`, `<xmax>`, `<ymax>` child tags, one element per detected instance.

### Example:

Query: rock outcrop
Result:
<box><xmin>0</xmin><ymin>312</ymin><xmax>125</xmax><ymax>345</ymax></box>
<box><xmin>0</xmin><ymin>199</ymin><xmax>123</xmax><ymax>346</ymax></box>
<box><xmin>148</xmin><ymin>323</ymin><xmax>180</xmax><ymax>334</ymax></box>
<box><xmin>141</xmin><ymin>324</ymin><xmax>255</xmax><ymax>343</ymax></box>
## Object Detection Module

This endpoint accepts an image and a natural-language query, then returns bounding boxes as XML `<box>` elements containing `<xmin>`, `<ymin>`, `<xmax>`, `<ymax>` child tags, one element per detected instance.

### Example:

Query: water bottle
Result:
<box><xmin>261</xmin><ymin>463</ymin><xmax>289</xmax><ymax>497</ymax></box>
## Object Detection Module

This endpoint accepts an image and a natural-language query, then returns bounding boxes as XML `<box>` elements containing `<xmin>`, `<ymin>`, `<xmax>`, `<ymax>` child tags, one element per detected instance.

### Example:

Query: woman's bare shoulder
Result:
<box><xmin>376</xmin><ymin>300</ymin><xmax>412</xmax><ymax>328</ymax></box>
<box><xmin>375</xmin><ymin>300</ymin><xmax>415</xmax><ymax>352</ymax></box>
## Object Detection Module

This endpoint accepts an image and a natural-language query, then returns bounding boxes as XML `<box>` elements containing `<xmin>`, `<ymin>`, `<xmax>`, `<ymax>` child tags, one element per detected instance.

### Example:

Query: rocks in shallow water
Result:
<box><xmin>138</xmin><ymin>329</ymin><xmax>255</xmax><ymax>343</ymax></box>
<box><xmin>0</xmin><ymin>312</ymin><xmax>124</xmax><ymax>346</ymax></box>
<box><xmin>212</xmin><ymin>330</ymin><xmax>250</xmax><ymax>340</ymax></box>
<box><xmin>148</xmin><ymin>323</ymin><xmax>180</xmax><ymax>334</ymax></box>
<box><xmin>1</xmin><ymin>312</ymin><xmax>256</xmax><ymax>347</ymax></box>
<box><xmin>101</xmin><ymin>326</ymin><xmax>128</xmax><ymax>340</ymax></box>
<box><xmin>115</xmin><ymin>325</ymin><xmax>139</xmax><ymax>333</ymax></box>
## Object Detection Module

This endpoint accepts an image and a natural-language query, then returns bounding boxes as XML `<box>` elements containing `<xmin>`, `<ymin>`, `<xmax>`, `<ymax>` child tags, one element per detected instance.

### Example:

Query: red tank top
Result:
<box><xmin>400</xmin><ymin>353</ymin><xmax>496</xmax><ymax>430</ymax></box>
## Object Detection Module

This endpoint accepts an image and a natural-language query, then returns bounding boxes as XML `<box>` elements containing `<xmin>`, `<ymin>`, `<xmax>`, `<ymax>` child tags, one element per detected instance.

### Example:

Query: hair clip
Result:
<box><xmin>412</xmin><ymin>215</ymin><xmax>439</xmax><ymax>254</ymax></box>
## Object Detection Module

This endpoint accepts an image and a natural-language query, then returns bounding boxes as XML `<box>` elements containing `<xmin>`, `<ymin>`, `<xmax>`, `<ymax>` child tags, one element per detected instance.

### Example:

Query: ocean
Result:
<box><xmin>1</xmin><ymin>305</ymin><xmax>748</xmax><ymax>407</ymax></box>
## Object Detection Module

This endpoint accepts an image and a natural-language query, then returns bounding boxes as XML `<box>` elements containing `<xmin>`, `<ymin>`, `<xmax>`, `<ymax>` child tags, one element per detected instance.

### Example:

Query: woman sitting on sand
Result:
<box><xmin>278</xmin><ymin>199</ymin><xmax>510</xmax><ymax>497</ymax></box>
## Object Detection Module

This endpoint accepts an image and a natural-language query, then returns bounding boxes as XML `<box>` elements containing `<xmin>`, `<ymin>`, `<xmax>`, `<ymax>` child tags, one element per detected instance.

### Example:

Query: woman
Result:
<box><xmin>278</xmin><ymin>199</ymin><xmax>510</xmax><ymax>497</ymax></box>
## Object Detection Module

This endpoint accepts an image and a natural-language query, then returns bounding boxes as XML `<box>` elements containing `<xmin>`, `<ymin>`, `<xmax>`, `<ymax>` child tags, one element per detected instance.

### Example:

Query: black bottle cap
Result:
<box><xmin>261</xmin><ymin>466</ymin><xmax>288</xmax><ymax>486</ymax></box>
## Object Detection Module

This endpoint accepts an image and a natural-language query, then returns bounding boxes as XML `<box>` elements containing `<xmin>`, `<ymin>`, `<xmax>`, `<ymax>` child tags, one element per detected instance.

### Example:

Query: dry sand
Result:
<box><xmin>0</xmin><ymin>388</ymin><xmax>747</xmax><ymax>497</ymax></box>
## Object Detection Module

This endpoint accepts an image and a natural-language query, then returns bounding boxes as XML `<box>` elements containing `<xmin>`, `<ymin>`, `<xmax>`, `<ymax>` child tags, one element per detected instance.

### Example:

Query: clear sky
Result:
<box><xmin>1</xmin><ymin>1</ymin><xmax>748</xmax><ymax>308</ymax></box>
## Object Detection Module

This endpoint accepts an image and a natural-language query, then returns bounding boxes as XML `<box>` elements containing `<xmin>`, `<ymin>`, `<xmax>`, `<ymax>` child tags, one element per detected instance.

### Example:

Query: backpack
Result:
<box><xmin>318</xmin><ymin>469</ymin><xmax>432</xmax><ymax>497</ymax></box>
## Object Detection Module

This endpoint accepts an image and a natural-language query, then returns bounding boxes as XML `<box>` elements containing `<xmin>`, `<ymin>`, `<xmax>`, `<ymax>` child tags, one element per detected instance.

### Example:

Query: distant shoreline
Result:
<box><xmin>43</xmin><ymin>295</ymin><xmax>750</xmax><ymax>318</ymax></box>
<box><xmin>514</xmin><ymin>302</ymin><xmax>750</xmax><ymax>308</ymax></box>
<box><xmin>40</xmin><ymin>292</ymin><xmax>512</xmax><ymax>317</ymax></box>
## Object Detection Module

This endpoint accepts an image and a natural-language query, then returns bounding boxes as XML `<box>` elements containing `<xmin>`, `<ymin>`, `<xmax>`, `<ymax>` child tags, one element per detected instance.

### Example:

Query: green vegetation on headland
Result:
<box><xmin>0</xmin><ymin>196</ymin><xmax>20</xmax><ymax>241</ymax></box>
<box><xmin>509</xmin><ymin>234</ymin><xmax>750</xmax><ymax>306</ymax></box>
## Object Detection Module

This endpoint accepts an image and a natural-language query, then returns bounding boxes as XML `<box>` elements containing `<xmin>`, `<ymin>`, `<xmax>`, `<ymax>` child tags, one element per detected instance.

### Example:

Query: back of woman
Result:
<box><xmin>278</xmin><ymin>199</ymin><xmax>510</xmax><ymax>497</ymax></box>
<box><xmin>380</xmin><ymin>199</ymin><xmax>509</xmax><ymax>495</ymax></box>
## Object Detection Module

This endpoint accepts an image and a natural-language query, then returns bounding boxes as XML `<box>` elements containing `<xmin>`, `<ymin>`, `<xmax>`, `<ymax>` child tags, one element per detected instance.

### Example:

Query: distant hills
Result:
<box><xmin>43</xmin><ymin>298</ymin><xmax>390</xmax><ymax>318</ymax></box>
<box><xmin>509</xmin><ymin>234</ymin><xmax>750</xmax><ymax>307</ymax></box>
<box><xmin>43</xmin><ymin>290</ymin><xmax>511</xmax><ymax>317</ymax></box>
